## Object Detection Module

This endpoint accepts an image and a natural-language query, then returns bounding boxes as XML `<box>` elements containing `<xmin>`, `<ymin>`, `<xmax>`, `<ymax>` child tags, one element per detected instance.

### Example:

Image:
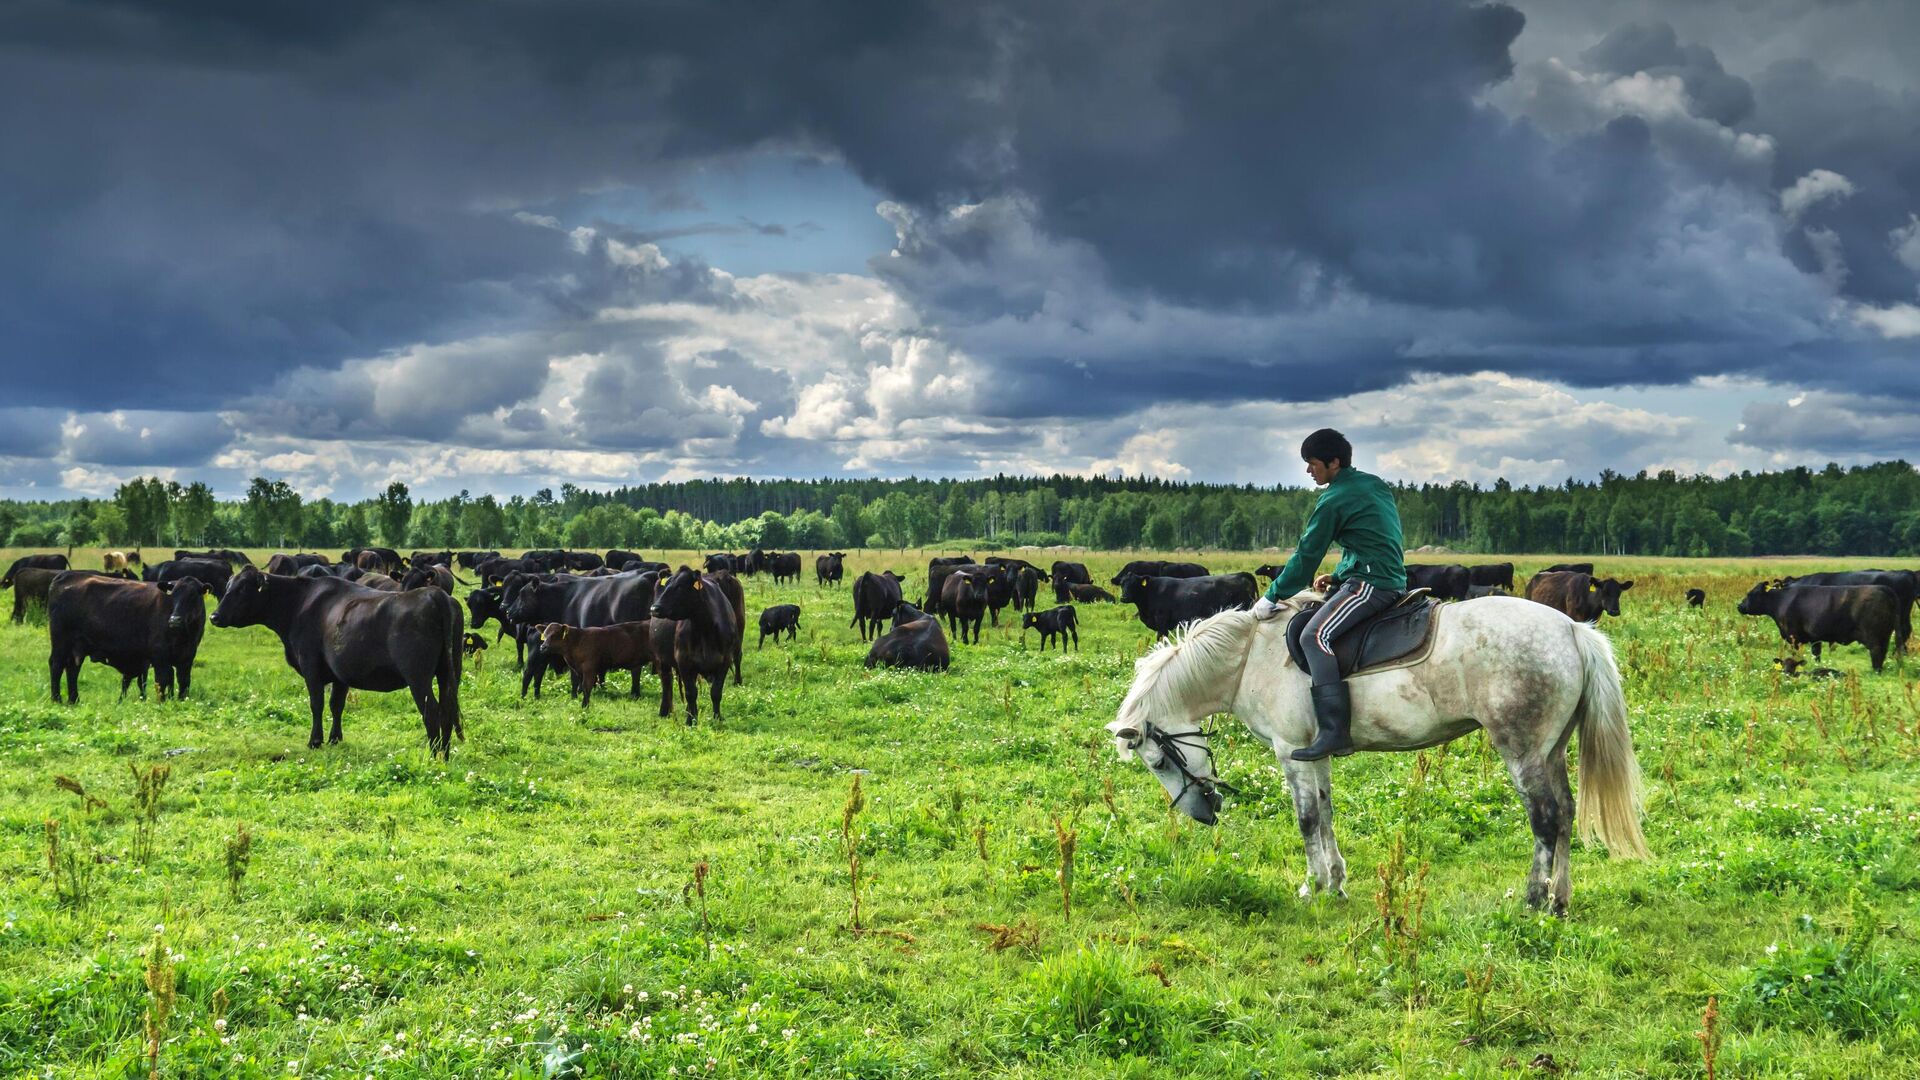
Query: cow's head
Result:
<box><xmin>1020</xmin><ymin>611</ymin><xmax>1041</xmax><ymax>632</ymax></box>
<box><xmin>650</xmin><ymin>567</ymin><xmax>704</xmax><ymax>620</ymax></box>
<box><xmin>163</xmin><ymin>576</ymin><xmax>209</xmax><ymax>632</ymax></box>
<box><xmin>1116</xmin><ymin>572</ymin><xmax>1149</xmax><ymax>604</ymax></box>
<box><xmin>1592</xmin><ymin>578</ymin><xmax>1633</xmax><ymax>618</ymax></box>
<box><xmin>210</xmin><ymin>567</ymin><xmax>271</xmax><ymax>628</ymax></box>
<box><xmin>465</xmin><ymin>588</ymin><xmax>502</xmax><ymax>626</ymax></box>
<box><xmin>539</xmin><ymin>623</ymin><xmax>573</xmax><ymax>651</ymax></box>
<box><xmin>1737</xmin><ymin>581</ymin><xmax>1775</xmax><ymax>616</ymax></box>
<box><xmin>505</xmin><ymin>578</ymin><xmax>554</xmax><ymax>623</ymax></box>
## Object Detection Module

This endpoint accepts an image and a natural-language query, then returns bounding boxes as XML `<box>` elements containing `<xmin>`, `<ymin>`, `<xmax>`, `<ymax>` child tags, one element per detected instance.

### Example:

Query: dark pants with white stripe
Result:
<box><xmin>1302</xmin><ymin>579</ymin><xmax>1398</xmax><ymax>687</ymax></box>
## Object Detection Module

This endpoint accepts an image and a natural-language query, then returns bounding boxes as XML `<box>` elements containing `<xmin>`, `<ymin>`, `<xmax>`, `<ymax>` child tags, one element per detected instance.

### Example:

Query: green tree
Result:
<box><xmin>830</xmin><ymin>494</ymin><xmax>868</xmax><ymax>549</ymax></box>
<box><xmin>244</xmin><ymin>477</ymin><xmax>303</xmax><ymax>547</ymax></box>
<box><xmin>461</xmin><ymin>495</ymin><xmax>509</xmax><ymax>547</ymax></box>
<box><xmin>1144</xmin><ymin>510</ymin><xmax>1178</xmax><ymax>550</ymax></box>
<box><xmin>91</xmin><ymin>503</ymin><xmax>129</xmax><ymax>544</ymax></box>
<box><xmin>339</xmin><ymin>504</ymin><xmax>373</xmax><ymax>548</ymax></box>
<box><xmin>173</xmin><ymin>482</ymin><xmax>216</xmax><ymax>545</ymax></box>
<box><xmin>374</xmin><ymin>482</ymin><xmax>413</xmax><ymax>546</ymax></box>
<box><xmin>1220</xmin><ymin>508</ymin><xmax>1254</xmax><ymax>550</ymax></box>
<box><xmin>114</xmin><ymin>477</ymin><xmax>172</xmax><ymax>545</ymax></box>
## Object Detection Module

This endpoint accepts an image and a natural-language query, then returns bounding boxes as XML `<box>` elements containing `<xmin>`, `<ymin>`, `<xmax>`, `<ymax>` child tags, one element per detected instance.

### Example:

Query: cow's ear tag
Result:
<box><xmin>1588</xmin><ymin>583</ymin><xmax>1597</xmax><ymax>592</ymax></box>
<box><xmin>693</xmin><ymin>579</ymin><xmax>703</xmax><ymax>590</ymax></box>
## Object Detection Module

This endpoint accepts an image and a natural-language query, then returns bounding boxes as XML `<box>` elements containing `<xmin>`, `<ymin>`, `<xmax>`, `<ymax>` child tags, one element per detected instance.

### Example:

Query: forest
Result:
<box><xmin>2</xmin><ymin>460</ymin><xmax>1917</xmax><ymax>557</ymax></box>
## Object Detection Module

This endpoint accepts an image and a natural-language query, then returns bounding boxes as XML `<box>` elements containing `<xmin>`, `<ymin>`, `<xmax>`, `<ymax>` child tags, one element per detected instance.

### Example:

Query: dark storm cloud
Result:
<box><xmin>1731</xmin><ymin>391</ymin><xmax>1920</xmax><ymax>458</ymax></box>
<box><xmin>1580</xmin><ymin>22</ymin><xmax>1754</xmax><ymax>124</ymax></box>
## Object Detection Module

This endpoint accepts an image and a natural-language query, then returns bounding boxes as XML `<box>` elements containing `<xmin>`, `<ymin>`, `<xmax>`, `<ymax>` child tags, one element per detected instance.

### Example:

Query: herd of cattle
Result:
<box><xmin>1</xmin><ymin>546</ymin><xmax>1913</xmax><ymax>757</ymax></box>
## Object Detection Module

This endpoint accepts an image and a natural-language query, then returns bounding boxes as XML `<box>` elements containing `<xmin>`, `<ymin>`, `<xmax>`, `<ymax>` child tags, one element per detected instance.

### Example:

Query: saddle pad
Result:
<box><xmin>1285</xmin><ymin>595</ymin><xmax>1441</xmax><ymax>678</ymax></box>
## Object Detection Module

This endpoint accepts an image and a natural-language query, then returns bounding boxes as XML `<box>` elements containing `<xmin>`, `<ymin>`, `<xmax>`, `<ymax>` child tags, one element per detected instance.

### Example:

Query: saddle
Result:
<box><xmin>1284</xmin><ymin>589</ymin><xmax>1440</xmax><ymax>678</ymax></box>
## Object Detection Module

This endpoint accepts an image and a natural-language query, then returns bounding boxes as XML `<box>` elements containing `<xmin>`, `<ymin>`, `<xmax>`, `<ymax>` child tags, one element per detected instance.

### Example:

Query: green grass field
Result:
<box><xmin>3</xmin><ymin>549</ymin><xmax>1917</xmax><ymax>1078</ymax></box>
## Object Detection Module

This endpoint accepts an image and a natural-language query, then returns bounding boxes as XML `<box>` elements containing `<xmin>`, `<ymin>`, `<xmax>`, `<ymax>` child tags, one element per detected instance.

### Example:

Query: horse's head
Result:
<box><xmin>1106</xmin><ymin>610</ymin><xmax>1262</xmax><ymax>825</ymax></box>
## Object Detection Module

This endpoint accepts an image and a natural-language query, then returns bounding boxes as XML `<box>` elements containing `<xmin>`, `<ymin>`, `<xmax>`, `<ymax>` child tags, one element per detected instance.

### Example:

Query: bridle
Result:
<box><xmin>1141</xmin><ymin>720</ymin><xmax>1239</xmax><ymax>806</ymax></box>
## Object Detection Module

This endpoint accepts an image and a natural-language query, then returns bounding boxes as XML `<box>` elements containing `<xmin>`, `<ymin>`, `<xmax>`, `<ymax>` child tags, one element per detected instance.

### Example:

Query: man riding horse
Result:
<box><xmin>1250</xmin><ymin>428</ymin><xmax>1407</xmax><ymax>761</ymax></box>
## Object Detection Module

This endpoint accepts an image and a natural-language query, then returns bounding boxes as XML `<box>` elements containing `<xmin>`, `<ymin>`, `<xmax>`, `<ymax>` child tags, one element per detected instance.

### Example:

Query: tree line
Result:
<box><xmin>1</xmin><ymin>461</ymin><xmax>1916</xmax><ymax>557</ymax></box>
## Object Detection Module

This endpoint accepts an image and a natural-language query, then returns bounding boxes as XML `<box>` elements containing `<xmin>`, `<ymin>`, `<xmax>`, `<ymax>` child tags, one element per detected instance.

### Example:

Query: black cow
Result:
<box><xmin>742</xmin><ymin>548</ymin><xmax>769</xmax><ymax>576</ymax></box>
<box><xmin>704</xmin><ymin>553</ymin><xmax>744</xmax><ymax>573</ymax></box>
<box><xmin>412</xmin><ymin>550</ymin><xmax>455</xmax><ymax>568</ymax></box>
<box><xmin>1777</xmin><ymin>571</ymin><xmax>1915</xmax><ymax>650</ymax></box>
<box><xmin>1117</xmin><ymin>573</ymin><xmax>1258</xmax><ymax>638</ymax></box>
<box><xmin>1465</xmin><ymin>584</ymin><xmax>1509</xmax><ymax>599</ymax></box>
<box><xmin>1686</xmin><ymin>588</ymin><xmax>1706</xmax><ymax>608</ymax></box>
<box><xmin>48</xmin><ymin>574</ymin><xmax>209</xmax><ymax>702</ymax></box>
<box><xmin>769</xmin><ymin>552</ymin><xmax>803</xmax><ymax>584</ymax></box>
<box><xmin>1012</xmin><ymin>566</ymin><xmax>1042</xmax><ymax>612</ymax></box>
<box><xmin>211</xmin><ymin>568</ymin><xmax>464</xmax><ymax>756</ymax></box>
<box><xmin>1060</xmin><ymin>582</ymin><xmax>1115</xmax><ymax>604</ymax></box>
<box><xmin>758</xmin><ymin>604</ymin><xmax>802</xmax><ymax>648</ymax></box>
<box><xmin>939</xmin><ymin>567</ymin><xmax>991</xmax><ymax>644</ymax></box>
<box><xmin>560</xmin><ymin>551</ymin><xmax>605</xmax><ymax>573</ymax></box>
<box><xmin>152</xmin><ymin>558</ymin><xmax>234</xmax><ymax>596</ymax></box>
<box><xmin>1739</xmin><ymin>581</ymin><xmax>1898</xmax><ymax>672</ymax></box>
<box><xmin>1021</xmin><ymin>606</ymin><xmax>1079</xmax><ymax>652</ymax></box>
<box><xmin>311</xmin><ymin>565</ymin><xmax>402</xmax><ymax>591</ymax></box>
<box><xmin>176</xmin><ymin>549</ymin><xmax>253</xmax><ymax>567</ymax></box>
<box><xmin>1468</xmin><ymin>563</ymin><xmax>1516</xmax><ymax>591</ymax></box>
<box><xmin>1110</xmin><ymin>560</ymin><xmax>1208</xmax><ymax>585</ymax></box>
<box><xmin>514</xmin><ymin>622</ymin><xmax>571</xmax><ymax>699</ymax></box>
<box><xmin>923</xmin><ymin>561</ymin><xmax>974</xmax><ymax>614</ymax></box>
<box><xmin>13</xmin><ymin>567</ymin><xmax>135</xmax><ymax>623</ymax></box>
<box><xmin>649</xmin><ymin>568</ymin><xmax>744</xmax><ymax>724</ymax></box>
<box><xmin>506</xmin><ymin>571</ymin><xmax>660</xmax><ymax>633</ymax></box>
<box><xmin>850</xmin><ymin>570</ymin><xmax>905</xmax><ymax>641</ymax></box>
<box><xmin>1545</xmin><ymin>563</ymin><xmax>1595</xmax><ymax>575</ymax></box>
<box><xmin>4</xmin><ymin>554</ymin><xmax>69</xmax><ymax>587</ymax></box>
<box><xmin>465</xmin><ymin>586</ymin><xmax>529</xmax><ymax>667</ymax></box>
<box><xmin>816</xmin><ymin>552</ymin><xmax>847</xmax><ymax>586</ymax></box>
<box><xmin>345</xmin><ymin>547</ymin><xmax>407</xmax><ymax>574</ymax></box>
<box><xmin>401</xmin><ymin>565</ymin><xmax>465</xmax><ymax>593</ymax></box>
<box><xmin>605</xmin><ymin>549</ymin><xmax>646</xmax><ymax>570</ymax></box>
<box><xmin>986</xmin><ymin>556</ymin><xmax>1049</xmax><ymax>581</ymax></box>
<box><xmin>1254</xmin><ymin>564</ymin><xmax>1283</xmax><ymax>580</ymax></box>
<box><xmin>865</xmin><ymin>602</ymin><xmax>950</xmax><ymax>671</ymax></box>
<box><xmin>929</xmin><ymin>555</ymin><xmax>975</xmax><ymax>569</ymax></box>
<box><xmin>476</xmin><ymin>557</ymin><xmax>533</xmax><ymax>585</ymax></box>
<box><xmin>1406</xmin><ymin>564</ymin><xmax>1471</xmax><ymax>602</ymax></box>
<box><xmin>620</xmin><ymin>559</ymin><xmax>671</xmax><ymax>576</ymax></box>
<box><xmin>520</xmin><ymin>549</ymin><xmax>565</xmax><ymax>573</ymax></box>
<box><xmin>265</xmin><ymin>553</ymin><xmax>330</xmax><ymax>575</ymax></box>
<box><xmin>1525</xmin><ymin>572</ymin><xmax>1633</xmax><ymax>621</ymax></box>
<box><xmin>454</xmin><ymin>550</ymin><xmax>498</xmax><ymax>570</ymax></box>
<box><xmin>1051</xmin><ymin>561</ymin><xmax>1092</xmax><ymax>588</ymax></box>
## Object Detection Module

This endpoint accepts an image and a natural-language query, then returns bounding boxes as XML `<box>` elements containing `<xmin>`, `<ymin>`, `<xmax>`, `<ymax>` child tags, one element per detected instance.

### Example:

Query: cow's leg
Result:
<box><xmin>1811</xmin><ymin>641</ymin><xmax>1823</xmax><ymax>660</ymax></box>
<box><xmin>306</xmin><ymin>679</ymin><xmax>328</xmax><ymax>748</ymax></box>
<box><xmin>758</xmin><ymin>631</ymin><xmax>766</xmax><ymax>650</ymax></box>
<box><xmin>328</xmin><ymin>682</ymin><xmax>349</xmax><ymax>745</ymax></box>
<box><xmin>1070</xmin><ymin>624</ymin><xmax>1079</xmax><ymax>651</ymax></box>
<box><xmin>408</xmin><ymin>679</ymin><xmax>446</xmax><ymax>757</ymax></box>
<box><xmin>657</xmin><ymin>660</ymin><xmax>676</xmax><ymax>718</ymax></box>
<box><xmin>629</xmin><ymin>665</ymin><xmax>645</xmax><ymax>698</ymax></box>
<box><xmin>119</xmin><ymin>671</ymin><xmax>135</xmax><ymax>701</ymax></box>
<box><xmin>1282</xmin><ymin>756</ymin><xmax>1346</xmax><ymax>898</ymax></box>
<box><xmin>178</xmin><ymin>660</ymin><xmax>191</xmax><ymax>700</ymax></box>
<box><xmin>732</xmin><ymin>637</ymin><xmax>743</xmax><ymax>686</ymax></box>
<box><xmin>680</xmin><ymin>664</ymin><xmax>699</xmax><ymax>725</ymax></box>
<box><xmin>580</xmin><ymin>666</ymin><xmax>595</xmax><ymax>708</ymax></box>
<box><xmin>708</xmin><ymin>670</ymin><xmax>723</xmax><ymax>724</ymax></box>
<box><xmin>138</xmin><ymin>668</ymin><xmax>149</xmax><ymax>700</ymax></box>
<box><xmin>155</xmin><ymin>665</ymin><xmax>173</xmax><ymax>702</ymax></box>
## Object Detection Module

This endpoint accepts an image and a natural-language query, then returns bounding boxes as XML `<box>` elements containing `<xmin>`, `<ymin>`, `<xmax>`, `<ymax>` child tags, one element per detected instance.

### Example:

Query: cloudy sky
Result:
<box><xmin>3</xmin><ymin>0</ymin><xmax>1917</xmax><ymax>501</ymax></box>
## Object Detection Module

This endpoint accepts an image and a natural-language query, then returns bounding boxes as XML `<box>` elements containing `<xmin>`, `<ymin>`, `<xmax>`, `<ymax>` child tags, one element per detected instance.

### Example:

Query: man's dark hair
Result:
<box><xmin>1300</xmin><ymin>428</ymin><xmax>1352</xmax><ymax>469</ymax></box>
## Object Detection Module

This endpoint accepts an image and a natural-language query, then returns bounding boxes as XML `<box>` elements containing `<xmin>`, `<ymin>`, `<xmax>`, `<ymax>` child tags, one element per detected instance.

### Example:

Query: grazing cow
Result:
<box><xmin>210</xmin><ymin>568</ymin><xmax>464</xmax><ymax>756</ymax></box>
<box><xmin>1061</xmin><ymin>582</ymin><xmax>1115</xmax><ymax>604</ymax></box>
<box><xmin>1465</xmin><ymin>584</ymin><xmax>1509</xmax><ymax>599</ymax></box>
<box><xmin>265</xmin><ymin>553</ymin><xmax>330</xmax><ymax>576</ymax></box>
<box><xmin>476</xmin><ymin>557</ymin><xmax>533</xmax><ymax>586</ymax></box>
<box><xmin>319</xmin><ymin>566</ymin><xmax>402</xmax><ymax>591</ymax></box>
<box><xmin>648</xmin><ymin>568</ymin><xmax>743</xmax><ymax>724</ymax></box>
<box><xmin>48</xmin><ymin>573</ymin><xmax>209</xmax><ymax>702</ymax></box>
<box><xmin>939</xmin><ymin>567</ymin><xmax>991</xmax><ymax>644</ymax></box>
<box><xmin>410</xmin><ymin>550</ymin><xmax>454</xmax><ymax>568</ymax></box>
<box><xmin>1739</xmin><ymin>581</ymin><xmax>1898</xmax><ymax>671</ymax></box>
<box><xmin>1051</xmin><ymin>561</ymin><xmax>1092</xmax><ymax>589</ymax></box>
<box><xmin>153</xmin><ymin>558</ymin><xmax>234</xmax><ymax>596</ymax></box>
<box><xmin>176</xmin><ymin>549</ymin><xmax>253</xmax><ymax>567</ymax></box>
<box><xmin>453</xmin><ymin>550</ymin><xmax>496</xmax><ymax>570</ymax></box>
<box><xmin>1686</xmin><ymin>588</ymin><xmax>1706</xmax><ymax>608</ymax></box>
<box><xmin>400</xmin><ymin>564</ymin><xmax>464</xmax><ymax>594</ymax></box>
<box><xmin>619</xmin><ymin>559</ymin><xmax>671</xmax><ymax>575</ymax></box>
<box><xmin>1777</xmin><ymin>571</ymin><xmax>1915</xmax><ymax>650</ymax></box>
<box><xmin>742</xmin><ymin>548</ymin><xmax>769</xmax><ymax>576</ymax></box>
<box><xmin>345</xmin><ymin>547</ymin><xmax>407</xmax><ymax>574</ymax></box>
<box><xmin>770</xmin><ymin>552</ymin><xmax>803</xmax><ymax>584</ymax></box>
<box><xmin>465</xmin><ymin>587</ymin><xmax>527</xmax><ymax>666</ymax></box>
<box><xmin>1545</xmin><ymin>563</ymin><xmax>1594</xmax><ymax>575</ymax></box>
<box><xmin>850</xmin><ymin>570</ymin><xmax>906</xmax><ymax>641</ymax></box>
<box><xmin>13</xmin><ymin>567</ymin><xmax>133</xmax><ymax>623</ymax></box>
<box><xmin>929</xmin><ymin>555</ymin><xmax>975</xmax><ymax>568</ymax></box>
<box><xmin>461</xmin><ymin>632</ymin><xmax>488</xmax><ymax>670</ymax></box>
<box><xmin>605</xmin><ymin>549</ymin><xmax>646</xmax><ymax>571</ymax></box>
<box><xmin>1406</xmin><ymin>564</ymin><xmax>1472</xmax><ymax>601</ymax></box>
<box><xmin>703</xmin><ymin>553</ymin><xmax>743</xmax><ymax>574</ymax></box>
<box><xmin>865</xmin><ymin>602</ymin><xmax>950</xmax><ymax>671</ymax></box>
<box><xmin>1110</xmin><ymin>560</ymin><xmax>1208</xmax><ymax>585</ymax></box>
<box><xmin>561</xmin><ymin>551</ymin><xmax>605</xmax><ymax>573</ymax></box>
<box><xmin>1117</xmin><ymin>572</ymin><xmax>1259</xmax><ymax>639</ymax></box>
<box><xmin>758</xmin><ymin>604</ymin><xmax>802</xmax><ymax>648</ymax></box>
<box><xmin>102</xmin><ymin>550</ymin><xmax>142</xmax><ymax>573</ymax></box>
<box><xmin>520</xmin><ymin>549</ymin><xmax>565</xmax><ymax>573</ymax></box>
<box><xmin>986</xmin><ymin>556</ymin><xmax>1049</xmax><ymax>581</ymax></box>
<box><xmin>816</xmin><ymin>552</ymin><xmax>846</xmax><ymax>586</ymax></box>
<box><xmin>4</xmin><ymin>554</ymin><xmax>69</xmax><ymax>587</ymax></box>
<box><xmin>1525</xmin><ymin>572</ymin><xmax>1634</xmax><ymax>621</ymax></box>
<box><xmin>1468</xmin><ymin>563</ymin><xmax>1516</xmax><ymax>591</ymax></box>
<box><xmin>1021</xmin><ymin>606</ymin><xmax>1079</xmax><ymax>652</ymax></box>
<box><xmin>539</xmin><ymin>622</ymin><xmax>655</xmax><ymax>707</ymax></box>
<box><xmin>1012</xmin><ymin>566</ymin><xmax>1043</xmax><ymax>611</ymax></box>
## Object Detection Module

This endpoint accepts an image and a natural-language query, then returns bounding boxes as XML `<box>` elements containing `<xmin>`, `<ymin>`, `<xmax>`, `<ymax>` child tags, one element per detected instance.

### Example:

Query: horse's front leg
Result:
<box><xmin>1282</xmin><ymin>756</ymin><xmax>1346</xmax><ymax>899</ymax></box>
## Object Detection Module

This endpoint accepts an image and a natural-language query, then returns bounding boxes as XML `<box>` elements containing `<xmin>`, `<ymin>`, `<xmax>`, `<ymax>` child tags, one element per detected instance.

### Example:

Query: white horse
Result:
<box><xmin>1107</xmin><ymin>596</ymin><xmax>1649</xmax><ymax>914</ymax></box>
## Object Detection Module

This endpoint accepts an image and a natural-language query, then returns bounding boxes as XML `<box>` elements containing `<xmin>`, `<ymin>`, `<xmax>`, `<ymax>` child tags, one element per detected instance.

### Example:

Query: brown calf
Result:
<box><xmin>538</xmin><ymin>621</ymin><xmax>656</xmax><ymax>708</ymax></box>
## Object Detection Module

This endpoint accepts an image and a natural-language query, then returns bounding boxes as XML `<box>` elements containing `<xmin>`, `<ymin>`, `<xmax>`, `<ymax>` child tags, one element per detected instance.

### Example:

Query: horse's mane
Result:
<box><xmin>1120</xmin><ymin>609</ymin><xmax>1258</xmax><ymax>727</ymax></box>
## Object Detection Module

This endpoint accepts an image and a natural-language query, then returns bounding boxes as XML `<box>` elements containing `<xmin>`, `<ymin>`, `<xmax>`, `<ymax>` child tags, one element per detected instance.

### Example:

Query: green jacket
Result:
<box><xmin>1264</xmin><ymin>467</ymin><xmax>1407</xmax><ymax>601</ymax></box>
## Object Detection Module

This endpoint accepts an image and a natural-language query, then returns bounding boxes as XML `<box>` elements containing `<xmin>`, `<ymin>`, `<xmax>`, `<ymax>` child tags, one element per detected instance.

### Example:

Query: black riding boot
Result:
<box><xmin>1292</xmin><ymin>682</ymin><xmax>1354</xmax><ymax>761</ymax></box>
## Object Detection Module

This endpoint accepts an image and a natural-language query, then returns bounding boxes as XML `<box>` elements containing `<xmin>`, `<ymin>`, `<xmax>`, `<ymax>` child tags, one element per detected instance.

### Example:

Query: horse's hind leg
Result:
<box><xmin>1282</xmin><ymin>757</ymin><xmax>1347</xmax><ymax>898</ymax></box>
<box><xmin>1508</xmin><ymin>755</ymin><xmax>1572</xmax><ymax>914</ymax></box>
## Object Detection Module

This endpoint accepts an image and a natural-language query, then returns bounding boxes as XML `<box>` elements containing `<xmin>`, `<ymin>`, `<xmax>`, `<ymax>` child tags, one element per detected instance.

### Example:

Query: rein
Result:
<box><xmin>1143</xmin><ymin>720</ymin><xmax>1239</xmax><ymax>804</ymax></box>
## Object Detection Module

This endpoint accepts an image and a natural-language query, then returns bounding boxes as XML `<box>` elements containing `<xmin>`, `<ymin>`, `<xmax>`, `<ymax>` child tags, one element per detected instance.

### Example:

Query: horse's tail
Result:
<box><xmin>1571</xmin><ymin>622</ymin><xmax>1649</xmax><ymax>859</ymax></box>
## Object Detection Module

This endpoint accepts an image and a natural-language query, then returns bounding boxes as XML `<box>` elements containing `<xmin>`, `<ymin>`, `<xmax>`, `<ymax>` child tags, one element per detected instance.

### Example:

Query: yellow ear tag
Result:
<box><xmin>693</xmin><ymin>579</ymin><xmax>703</xmax><ymax>590</ymax></box>
<box><xmin>1588</xmin><ymin>583</ymin><xmax>1597</xmax><ymax>592</ymax></box>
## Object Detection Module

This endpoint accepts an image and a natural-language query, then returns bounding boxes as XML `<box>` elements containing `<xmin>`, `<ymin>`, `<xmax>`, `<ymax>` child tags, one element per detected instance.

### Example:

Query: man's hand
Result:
<box><xmin>1312</xmin><ymin>573</ymin><xmax>1336</xmax><ymax>592</ymax></box>
<box><xmin>1251</xmin><ymin>597</ymin><xmax>1281</xmax><ymax>621</ymax></box>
